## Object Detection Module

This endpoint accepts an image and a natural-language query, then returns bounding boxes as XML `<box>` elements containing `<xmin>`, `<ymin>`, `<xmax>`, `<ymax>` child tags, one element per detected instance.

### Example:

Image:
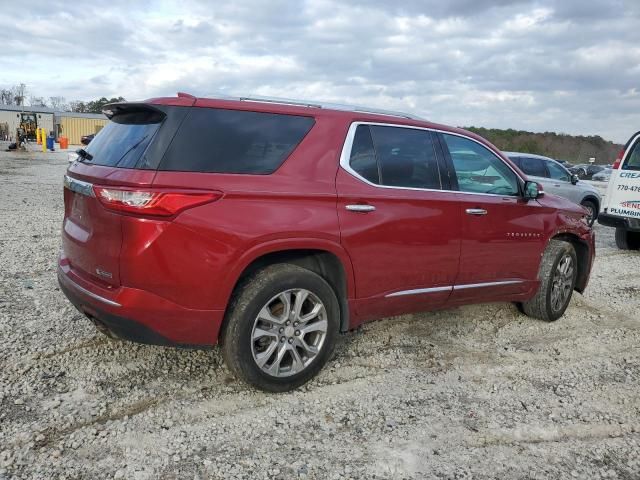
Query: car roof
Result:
<box><xmin>503</xmin><ymin>151</ymin><xmax>556</xmax><ymax>161</ymax></box>
<box><xmin>139</xmin><ymin>92</ymin><xmax>496</xmax><ymax>151</ymax></box>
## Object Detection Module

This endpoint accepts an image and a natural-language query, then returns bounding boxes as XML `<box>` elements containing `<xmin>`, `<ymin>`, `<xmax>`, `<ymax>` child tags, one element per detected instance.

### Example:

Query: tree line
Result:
<box><xmin>0</xmin><ymin>84</ymin><xmax>124</xmax><ymax>114</ymax></box>
<box><xmin>465</xmin><ymin>127</ymin><xmax>622</xmax><ymax>165</ymax></box>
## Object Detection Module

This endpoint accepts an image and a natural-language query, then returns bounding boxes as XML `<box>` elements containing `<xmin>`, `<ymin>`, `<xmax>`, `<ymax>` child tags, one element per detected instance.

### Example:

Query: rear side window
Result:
<box><xmin>160</xmin><ymin>108</ymin><xmax>314</xmax><ymax>174</ymax></box>
<box><xmin>623</xmin><ymin>140</ymin><xmax>640</xmax><ymax>171</ymax></box>
<box><xmin>348</xmin><ymin>124</ymin><xmax>441</xmax><ymax>189</ymax></box>
<box><xmin>84</xmin><ymin>110</ymin><xmax>162</xmax><ymax>168</ymax></box>
<box><xmin>370</xmin><ymin>126</ymin><xmax>441</xmax><ymax>189</ymax></box>
<box><xmin>519</xmin><ymin>157</ymin><xmax>547</xmax><ymax>178</ymax></box>
<box><xmin>349</xmin><ymin>125</ymin><xmax>379</xmax><ymax>183</ymax></box>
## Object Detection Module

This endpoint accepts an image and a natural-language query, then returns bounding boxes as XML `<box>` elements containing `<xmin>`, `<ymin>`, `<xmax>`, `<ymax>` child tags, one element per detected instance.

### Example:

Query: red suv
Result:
<box><xmin>59</xmin><ymin>93</ymin><xmax>595</xmax><ymax>391</ymax></box>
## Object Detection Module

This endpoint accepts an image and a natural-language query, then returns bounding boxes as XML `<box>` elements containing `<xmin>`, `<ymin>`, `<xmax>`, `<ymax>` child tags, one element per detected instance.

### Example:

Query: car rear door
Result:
<box><xmin>336</xmin><ymin>123</ymin><xmax>461</xmax><ymax>321</ymax></box>
<box><xmin>438</xmin><ymin>133</ymin><xmax>545</xmax><ymax>303</ymax></box>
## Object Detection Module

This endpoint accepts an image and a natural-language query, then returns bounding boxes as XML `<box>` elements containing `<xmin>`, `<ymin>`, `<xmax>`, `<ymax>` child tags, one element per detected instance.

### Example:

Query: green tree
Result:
<box><xmin>86</xmin><ymin>96</ymin><xmax>125</xmax><ymax>113</ymax></box>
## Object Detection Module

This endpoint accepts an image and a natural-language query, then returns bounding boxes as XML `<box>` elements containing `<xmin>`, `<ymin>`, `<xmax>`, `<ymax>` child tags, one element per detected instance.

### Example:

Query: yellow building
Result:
<box><xmin>55</xmin><ymin>112</ymin><xmax>109</xmax><ymax>145</ymax></box>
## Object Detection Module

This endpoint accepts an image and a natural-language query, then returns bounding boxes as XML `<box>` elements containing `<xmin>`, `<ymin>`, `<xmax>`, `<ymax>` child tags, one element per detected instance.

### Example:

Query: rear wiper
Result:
<box><xmin>113</xmin><ymin>134</ymin><xmax>149</xmax><ymax>167</ymax></box>
<box><xmin>75</xmin><ymin>148</ymin><xmax>93</xmax><ymax>162</ymax></box>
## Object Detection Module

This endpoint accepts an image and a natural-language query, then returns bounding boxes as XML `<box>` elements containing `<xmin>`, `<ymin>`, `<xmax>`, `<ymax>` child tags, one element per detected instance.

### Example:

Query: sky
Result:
<box><xmin>0</xmin><ymin>0</ymin><xmax>638</xmax><ymax>143</ymax></box>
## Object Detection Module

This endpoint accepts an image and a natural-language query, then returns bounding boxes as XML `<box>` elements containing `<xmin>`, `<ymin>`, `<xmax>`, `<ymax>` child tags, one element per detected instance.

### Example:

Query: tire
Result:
<box><xmin>221</xmin><ymin>264</ymin><xmax>340</xmax><ymax>392</ymax></box>
<box><xmin>521</xmin><ymin>240</ymin><xmax>578</xmax><ymax>322</ymax></box>
<box><xmin>615</xmin><ymin>228</ymin><xmax>640</xmax><ymax>250</ymax></box>
<box><xmin>580</xmin><ymin>200</ymin><xmax>597</xmax><ymax>227</ymax></box>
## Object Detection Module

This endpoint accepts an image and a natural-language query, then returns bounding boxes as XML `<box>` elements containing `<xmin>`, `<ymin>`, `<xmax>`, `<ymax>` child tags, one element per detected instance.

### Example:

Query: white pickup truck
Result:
<box><xmin>598</xmin><ymin>130</ymin><xmax>640</xmax><ymax>249</ymax></box>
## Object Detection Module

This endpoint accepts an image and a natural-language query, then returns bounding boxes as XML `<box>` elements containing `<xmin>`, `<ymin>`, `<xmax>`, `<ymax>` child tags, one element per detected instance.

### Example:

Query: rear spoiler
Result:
<box><xmin>102</xmin><ymin>102</ymin><xmax>165</xmax><ymax>124</ymax></box>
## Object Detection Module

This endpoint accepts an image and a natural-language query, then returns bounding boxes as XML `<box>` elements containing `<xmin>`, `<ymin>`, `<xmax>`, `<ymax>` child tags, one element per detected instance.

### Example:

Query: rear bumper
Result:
<box><xmin>598</xmin><ymin>213</ymin><xmax>640</xmax><ymax>232</ymax></box>
<box><xmin>57</xmin><ymin>259</ymin><xmax>224</xmax><ymax>347</ymax></box>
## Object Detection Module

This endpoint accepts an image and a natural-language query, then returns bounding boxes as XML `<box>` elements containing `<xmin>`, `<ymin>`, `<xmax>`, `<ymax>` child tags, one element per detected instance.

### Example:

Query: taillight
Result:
<box><xmin>92</xmin><ymin>186</ymin><xmax>222</xmax><ymax>217</ymax></box>
<box><xmin>612</xmin><ymin>149</ymin><xmax>625</xmax><ymax>169</ymax></box>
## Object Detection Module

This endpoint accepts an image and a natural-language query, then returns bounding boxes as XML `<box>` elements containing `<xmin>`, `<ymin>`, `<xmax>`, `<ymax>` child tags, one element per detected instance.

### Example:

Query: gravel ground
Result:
<box><xmin>0</xmin><ymin>147</ymin><xmax>639</xmax><ymax>480</ymax></box>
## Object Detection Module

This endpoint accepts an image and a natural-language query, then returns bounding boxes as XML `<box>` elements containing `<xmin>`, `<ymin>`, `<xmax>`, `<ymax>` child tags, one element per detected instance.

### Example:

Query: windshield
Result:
<box><xmin>623</xmin><ymin>140</ymin><xmax>640</xmax><ymax>171</ymax></box>
<box><xmin>84</xmin><ymin>111</ymin><xmax>162</xmax><ymax>168</ymax></box>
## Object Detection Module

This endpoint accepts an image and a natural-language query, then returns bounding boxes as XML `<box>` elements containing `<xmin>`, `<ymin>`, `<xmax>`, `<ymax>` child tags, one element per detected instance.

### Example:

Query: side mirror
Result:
<box><xmin>523</xmin><ymin>181</ymin><xmax>544</xmax><ymax>200</ymax></box>
<box><xmin>571</xmin><ymin>174</ymin><xmax>579</xmax><ymax>185</ymax></box>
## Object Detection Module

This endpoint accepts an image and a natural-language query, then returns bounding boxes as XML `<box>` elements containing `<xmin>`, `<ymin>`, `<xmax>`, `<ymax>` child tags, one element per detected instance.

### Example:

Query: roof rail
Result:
<box><xmin>230</xmin><ymin>94</ymin><xmax>424</xmax><ymax>121</ymax></box>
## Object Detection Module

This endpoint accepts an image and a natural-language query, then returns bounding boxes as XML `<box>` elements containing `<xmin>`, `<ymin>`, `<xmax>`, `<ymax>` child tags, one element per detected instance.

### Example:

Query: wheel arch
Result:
<box><xmin>220</xmin><ymin>241</ymin><xmax>355</xmax><ymax>338</ymax></box>
<box><xmin>581</xmin><ymin>195</ymin><xmax>600</xmax><ymax>213</ymax></box>
<box><xmin>549</xmin><ymin>233</ymin><xmax>591</xmax><ymax>293</ymax></box>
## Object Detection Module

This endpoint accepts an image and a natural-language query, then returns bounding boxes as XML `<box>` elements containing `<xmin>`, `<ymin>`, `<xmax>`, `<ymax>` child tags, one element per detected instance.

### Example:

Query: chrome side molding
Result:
<box><xmin>385</xmin><ymin>279</ymin><xmax>525</xmax><ymax>298</ymax></box>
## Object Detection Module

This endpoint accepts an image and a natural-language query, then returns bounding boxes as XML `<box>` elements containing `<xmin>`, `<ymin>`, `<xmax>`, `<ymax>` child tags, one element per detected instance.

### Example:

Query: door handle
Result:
<box><xmin>346</xmin><ymin>204</ymin><xmax>376</xmax><ymax>212</ymax></box>
<box><xmin>465</xmin><ymin>208</ymin><xmax>487</xmax><ymax>216</ymax></box>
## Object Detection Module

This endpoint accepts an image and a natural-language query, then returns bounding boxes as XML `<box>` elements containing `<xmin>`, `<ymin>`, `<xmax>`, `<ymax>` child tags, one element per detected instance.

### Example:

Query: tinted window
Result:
<box><xmin>519</xmin><ymin>157</ymin><xmax>548</xmax><ymax>178</ymax></box>
<box><xmin>624</xmin><ymin>140</ymin><xmax>640</xmax><ymax>170</ymax></box>
<box><xmin>160</xmin><ymin>108</ymin><xmax>314</xmax><ymax>174</ymax></box>
<box><xmin>443</xmin><ymin>134</ymin><xmax>519</xmax><ymax>196</ymax></box>
<box><xmin>349</xmin><ymin>125</ymin><xmax>379</xmax><ymax>183</ymax></box>
<box><xmin>546</xmin><ymin>160</ymin><xmax>570</xmax><ymax>181</ymax></box>
<box><xmin>84</xmin><ymin>111</ymin><xmax>162</xmax><ymax>168</ymax></box>
<box><xmin>369</xmin><ymin>125</ymin><xmax>440</xmax><ymax>189</ymax></box>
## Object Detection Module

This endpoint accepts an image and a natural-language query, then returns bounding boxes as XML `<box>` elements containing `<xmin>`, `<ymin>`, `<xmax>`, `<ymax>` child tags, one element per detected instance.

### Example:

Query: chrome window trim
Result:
<box><xmin>63</xmin><ymin>175</ymin><xmax>95</xmax><ymax>197</ymax></box>
<box><xmin>339</xmin><ymin>121</ymin><xmax>525</xmax><ymax>197</ymax></box>
<box><xmin>385</xmin><ymin>279</ymin><xmax>525</xmax><ymax>298</ymax></box>
<box><xmin>58</xmin><ymin>270</ymin><xmax>121</xmax><ymax>308</ymax></box>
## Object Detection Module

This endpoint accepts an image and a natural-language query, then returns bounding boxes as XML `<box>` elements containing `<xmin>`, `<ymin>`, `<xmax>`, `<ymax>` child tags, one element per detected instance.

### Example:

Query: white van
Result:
<box><xmin>598</xmin><ymin>131</ymin><xmax>640</xmax><ymax>249</ymax></box>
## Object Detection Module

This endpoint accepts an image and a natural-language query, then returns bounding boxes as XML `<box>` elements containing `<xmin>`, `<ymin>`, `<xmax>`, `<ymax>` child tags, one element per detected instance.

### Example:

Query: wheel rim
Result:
<box><xmin>550</xmin><ymin>254</ymin><xmax>574</xmax><ymax>312</ymax></box>
<box><xmin>584</xmin><ymin>204</ymin><xmax>595</xmax><ymax>225</ymax></box>
<box><xmin>250</xmin><ymin>289</ymin><xmax>328</xmax><ymax>378</ymax></box>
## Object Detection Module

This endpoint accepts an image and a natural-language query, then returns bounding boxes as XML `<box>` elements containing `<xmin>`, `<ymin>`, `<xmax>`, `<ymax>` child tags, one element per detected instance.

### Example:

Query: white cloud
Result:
<box><xmin>1</xmin><ymin>0</ymin><xmax>638</xmax><ymax>143</ymax></box>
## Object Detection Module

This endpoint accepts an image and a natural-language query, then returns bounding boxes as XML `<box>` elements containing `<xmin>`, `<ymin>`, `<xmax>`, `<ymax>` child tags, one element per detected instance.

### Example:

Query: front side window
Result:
<box><xmin>348</xmin><ymin>124</ymin><xmax>441</xmax><ymax>189</ymax></box>
<box><xmin>443</xmin><ymin>134</ymin><xmax>519</xmax><ymax>196</ymax></box>
<box><xmin>519</xmin><ymin>157</ymin><xmax>547</xmax><ymax>178</ymax></box>
<box><xmin>546</xmin><ymin>160</ymin><xmax>571</xmax><ymax>182</ymax></box>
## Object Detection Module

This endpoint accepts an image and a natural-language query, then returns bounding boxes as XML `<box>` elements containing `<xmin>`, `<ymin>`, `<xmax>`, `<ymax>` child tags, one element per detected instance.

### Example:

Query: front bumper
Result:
<box><xmin>598</xmin><ymin>213</ymin><xmax>640</xmax><ymax>232</ymax></box>
<box><xmin>57</xmin><ymin>260</ymin><xmax>224</xmax><ymax>347</ymax></box>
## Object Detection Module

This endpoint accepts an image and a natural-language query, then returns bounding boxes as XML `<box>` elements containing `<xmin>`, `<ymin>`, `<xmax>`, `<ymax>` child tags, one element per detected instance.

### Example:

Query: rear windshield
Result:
<box><xmin>84</xmin><ymin>110</ymin><xmax>162</xmax><ymax>168</ymax></box>
<box><xmin>159</xmin><ymin>108</ymin><xmax>315</xmax><ymax>174</ymax></box>
<box><xmin>623</xmin><ymin>139</ymin><xmax>640</xmax><ymax>171</ymax></box>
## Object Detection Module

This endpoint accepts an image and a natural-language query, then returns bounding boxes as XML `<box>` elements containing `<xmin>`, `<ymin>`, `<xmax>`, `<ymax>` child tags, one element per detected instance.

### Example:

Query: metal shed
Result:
<box><xmin>55</xmin><ymin>112</ymin><xmax>109</xmax><ymax>145</ymax></box>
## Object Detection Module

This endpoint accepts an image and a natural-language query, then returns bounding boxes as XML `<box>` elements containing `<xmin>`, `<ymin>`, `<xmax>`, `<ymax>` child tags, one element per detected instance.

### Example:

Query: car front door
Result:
<box><xmin>438</xmin><ymin>133</ymin><xmax>546</xmax><ymax>304</ymax></box>
<box><xmin>336</xmin><ymin>123</ymin><xmax>462</xmax><ymax>323</ymax></box>
<box><xmin>543</xmin><ymin>159</ymin><xmax>581</xmax><ymax>203</ymax></box>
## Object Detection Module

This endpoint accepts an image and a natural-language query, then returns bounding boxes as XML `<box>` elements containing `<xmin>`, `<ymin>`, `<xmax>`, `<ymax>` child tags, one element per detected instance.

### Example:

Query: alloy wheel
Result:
<box><xmin>250</xmin><ymin>289</ymin><xmax>328</xmax><ymax>377</ymax></box>
<box><xmin>550</xmin><ymin>254</ymin><xmax>574</xmax><ymax>312</ymax></box>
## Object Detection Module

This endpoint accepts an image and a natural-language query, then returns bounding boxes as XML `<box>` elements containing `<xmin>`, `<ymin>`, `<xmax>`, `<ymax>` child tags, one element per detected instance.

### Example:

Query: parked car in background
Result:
<box><xmin>598</xmin><ymin>130</ymin><xmax>640</xmax><ymax>250</ymax></box>
<box><xmin>504</xmin><ymin>152</ymin><xmax>601</xmax><ymax>225</ymax></box>
<box><xmin>592</xmin><ymin>168</ymin><xmax>612</xmax><ymax>182</ymax></box>
<box><xmin>557</xmin><ymin>159</ymin><xmax>574</xmax><ymax>169</ymax></box>
<box><xmin>58</xmin><ymin>93</ymin><xmax>595</xmax><ymax>391</ymax></box>
<box><xmin>80</xmin><ymin>133</ymin><xmax>95</xmax><ymax>145</ymax></box>
<box><xmin>569</xmin><ymin>163</ymin><xmax>606</xmax><ymax>180</ymax></box>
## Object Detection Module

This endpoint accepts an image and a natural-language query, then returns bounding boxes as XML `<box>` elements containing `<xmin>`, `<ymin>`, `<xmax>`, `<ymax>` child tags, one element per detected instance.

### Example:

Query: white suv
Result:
<box><xmin>505</xmin><ymin>152</ymin><xmax>602</xmax><ymax>226</ymax></box>
<box><xmin>598</xmin><ymin>130</ymin><xmax>640</xmax><ymax>249</ymax></box>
